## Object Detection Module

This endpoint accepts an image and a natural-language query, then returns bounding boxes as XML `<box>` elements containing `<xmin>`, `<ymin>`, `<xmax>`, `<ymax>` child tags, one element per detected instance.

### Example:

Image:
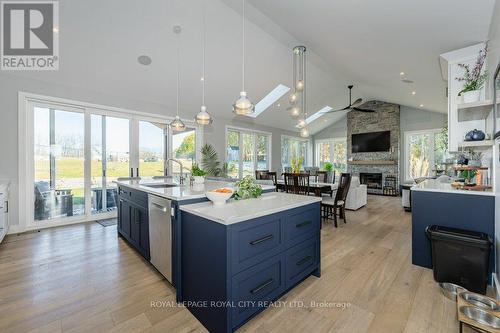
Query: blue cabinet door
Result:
<box><xmin>285</xmin><ymin>236</ymin><xmax>319</xmax><ymax>288</ymax></box>
<box><xmin>231</xmin><ymin>254</ymin><xmax>285</xmax><ymax>328</ymax></box>
<box><xmin>284</xmin><ymin>206</ymin><xmax>320</xmax><ymax>247</ymax></box>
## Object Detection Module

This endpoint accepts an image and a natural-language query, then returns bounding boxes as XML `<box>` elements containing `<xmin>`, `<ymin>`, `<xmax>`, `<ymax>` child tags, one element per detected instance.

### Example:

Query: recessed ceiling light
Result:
<box><xmin>411</xmin><ymin>91</ymin><xmax>416</xmax><ymax>95</ymax></box>
<box><xmin>400</xmin><ymin>72</ymin><xmax>405</xmax><ymax>76</ymax></box>
<box><xmin>137</xmin><ymin>55</ymin><xmax>152</xmax><ymax>66</ymax></box>
<box><xmin>277</xmin><ymin>103</ymin><xmax>280</xmax><ymax>107</ymax></box>
<box><xmin>419</xmin><ymin>104</ymin><xmax>424</xmax><ymax>107</ymax></box>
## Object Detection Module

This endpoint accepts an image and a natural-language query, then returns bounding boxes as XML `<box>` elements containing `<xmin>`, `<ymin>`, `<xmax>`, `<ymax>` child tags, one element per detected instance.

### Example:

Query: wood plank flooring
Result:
<box><xmin>0</xmin><ymin>196</ymin><xmax>472</xmax><ymax>332</ymax></box>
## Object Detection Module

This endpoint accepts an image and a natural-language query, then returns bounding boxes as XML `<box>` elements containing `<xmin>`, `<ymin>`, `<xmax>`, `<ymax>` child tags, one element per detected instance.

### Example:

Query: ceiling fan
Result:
<box><xmin>326</xmin><ymin>85</ymin><xmax>375</xmax><ymax>113</ymax></box>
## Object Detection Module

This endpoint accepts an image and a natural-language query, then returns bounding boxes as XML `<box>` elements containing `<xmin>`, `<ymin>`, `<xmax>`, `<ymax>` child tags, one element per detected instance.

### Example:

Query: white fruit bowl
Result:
<box><xmin>205</xmin><ymin>188</ymin><xmax>234</xmax><ymax>205</ymax></box>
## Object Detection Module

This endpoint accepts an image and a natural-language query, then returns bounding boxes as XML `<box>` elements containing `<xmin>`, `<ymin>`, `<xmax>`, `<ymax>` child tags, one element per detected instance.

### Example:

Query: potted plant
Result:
<box><xmin>456</xmin><ymin>44</ymin><xmax>488</xmax><ymax>103</ymax></box>
<box><xmin>322</xmin><ymin>162</ymin><xmax>334</xmax><ymax>183</ymax></box>
<box><xmin>191</xmin><ymin>163</ymin><xmax>207</xmax><ymax>184</ymax></box>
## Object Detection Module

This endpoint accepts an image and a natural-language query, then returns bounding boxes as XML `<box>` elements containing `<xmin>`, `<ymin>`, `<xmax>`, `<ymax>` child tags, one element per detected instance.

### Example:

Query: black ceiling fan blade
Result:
<box><xmin>352</xmin><ymin>107</ymin><xmax>375</xmax><ymax>113</ymax></box>
<box><xmin>351</xmin><ymin>98</ymin><xmax>363</xmax><ymax>107</ymax></box>
<box><xmin>325</xmin><ymin>105</ymin><xmax>351</xmax><ymax>113</ymax></box>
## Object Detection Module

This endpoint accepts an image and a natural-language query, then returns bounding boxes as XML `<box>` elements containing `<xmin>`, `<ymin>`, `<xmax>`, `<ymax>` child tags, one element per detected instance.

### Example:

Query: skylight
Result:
<box><xmin>295</xmin><ymin>106</ymin><xmax>333</xmax><ymax>127</ymax></box>
<box><xmin>247</xmin><ymin>84</ymin><xmax>290</xmax><ymax>118</ymax></box>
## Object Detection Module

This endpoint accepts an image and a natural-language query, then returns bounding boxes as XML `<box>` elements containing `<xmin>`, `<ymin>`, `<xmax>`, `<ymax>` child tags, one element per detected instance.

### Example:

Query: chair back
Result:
<box><xmin>283</xmin><ymin>173</ymin><xmax>310</xmax><ymax>195</ymax></box>
<box><xmin>335</xmin><ymin>173</ymin><xmax>352</xmax><ymax>204</ymax></box>
<box><xmin>255</xmin><ymin>170</ymin><xmax>270</xmax><ymax>179</ymax></box>
<box><xmin>317</xmin><ymin>171</ymin><xmax>328</xmax><ymax>183</ymax></box>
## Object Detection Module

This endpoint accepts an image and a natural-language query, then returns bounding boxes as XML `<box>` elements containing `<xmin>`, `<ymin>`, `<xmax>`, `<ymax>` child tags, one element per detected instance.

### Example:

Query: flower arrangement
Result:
<box><xmin>456</xmin><ymin>44</ymin><xmax>488</xmax><ymax>96</ymax></box>
<box><xmin>290</xmin><ymin>156</ymin><xmax>304</xmax><ymax>173</ymax></box>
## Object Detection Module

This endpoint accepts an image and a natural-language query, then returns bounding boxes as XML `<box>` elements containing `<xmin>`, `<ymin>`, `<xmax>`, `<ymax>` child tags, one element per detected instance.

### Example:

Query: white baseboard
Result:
<box><xmin>7</xmin><ymin>225</ymin><xmax>23</xmax><ymax>235</ymax></box>
<box><xmin>493</xmin><ymin>273</ymin><xmax>500</xmax><ymax>300</ymax></box>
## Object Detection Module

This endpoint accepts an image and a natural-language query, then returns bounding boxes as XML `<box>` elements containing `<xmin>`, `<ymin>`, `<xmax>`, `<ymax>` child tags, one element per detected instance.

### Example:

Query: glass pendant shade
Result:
<box><xmin>288</xmin><ymin>106</ymin><xmax>300</xmax><ymax>118</ymax></box>
<box><xmin>297</xmin><ymin>117</ymin><xmax>306</xmax><ymax>128</ymax></box>
<box><xmin>233</xmin><ymin>91</ymin><xmax>255</xmax><ymax>115</ymax></box>
<box><xmin>170</xmin><ymin>115</ymin><xmax>186</xmax><ymax>132</ymax></box>
<box><xmin>195</xmin><ymin>105</ymin><xmax>213</xmax><ymax>125</ymax></box>
<box><xmin>289</xmin><ymin>93</ymin><xmax>298</xmax><ymax>105</ymax></box>
<box><xmin>296</xmin><ymin>80</ymin><xmax>304</xmax><ymax>91</ymax></box>
<box><xmin>300</xmin><ymin>126</ymin><xmax>310</xmax><ymax>138</ymax></box>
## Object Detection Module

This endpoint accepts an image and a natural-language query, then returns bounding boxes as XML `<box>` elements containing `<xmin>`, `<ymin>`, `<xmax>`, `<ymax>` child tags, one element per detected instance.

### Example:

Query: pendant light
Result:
<box><xmin>171</xmin><ymin>25</ymin><xmax>186</xmax><ymax>132</ymax></box>
<box><xmin>232</xmin><ymin>0</ymin><xmax>254</xmax><ymax>115</ymax></box>
<box><xmin>195</xmin><ymin>0</ymin><xmax>213</xmax><ymax>125</ymax></box>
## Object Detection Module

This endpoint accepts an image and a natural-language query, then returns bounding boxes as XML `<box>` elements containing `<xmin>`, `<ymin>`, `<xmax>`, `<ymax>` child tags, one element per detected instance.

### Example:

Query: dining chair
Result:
<box><xmin>317</xmin><ymin>171</ymin><xmax>328</xmax><ymax>183</ymax></box>
<box><xmin>321</xmin><ymin>173</ymin><xmax>351</xmax><ymax>227</ymax></box>
<box><xmin>283</xmin><ymin>173</ymin><xmax>310</xmax><ymax>195</ymax></box>
<box><xmin>317</xmin><ymin>171</ymin><xmax>335</xmax><ymax>197</ymax></box>
<box><xmin>255</xmin><ymin>170</ymin><xmax>270</xmax><ymax>179</ymax></box>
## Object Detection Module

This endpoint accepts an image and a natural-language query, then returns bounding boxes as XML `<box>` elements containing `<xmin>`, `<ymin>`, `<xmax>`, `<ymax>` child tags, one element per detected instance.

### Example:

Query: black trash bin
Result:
<box><xmin>426</xmin><ymin>225</ymin><xmax>492</xmax><ymax>294</ymax></box>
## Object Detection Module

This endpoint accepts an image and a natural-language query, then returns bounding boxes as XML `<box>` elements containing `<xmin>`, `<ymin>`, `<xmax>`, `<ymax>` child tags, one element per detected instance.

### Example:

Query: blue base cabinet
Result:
<box><xmin>181</xmin><ymin>202</ymin><xmax>321</xmax><ymax>333</ymax></box>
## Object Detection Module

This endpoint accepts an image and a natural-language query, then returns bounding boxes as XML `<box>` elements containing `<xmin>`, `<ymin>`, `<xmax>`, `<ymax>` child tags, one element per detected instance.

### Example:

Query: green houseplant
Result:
<box><xmin>191</xmin><ymin>163</ymin><xmax>207</xmax><ymax>184</ymax></box>
<box><xmin>234</xmin><ymin>176</ymin><xmax>263</xmax><ymax>200</ymax></box>
<box><xmin>200</xmin><ymin>144</ymin><xmax>227</xmax><ymax>177</ymax></box>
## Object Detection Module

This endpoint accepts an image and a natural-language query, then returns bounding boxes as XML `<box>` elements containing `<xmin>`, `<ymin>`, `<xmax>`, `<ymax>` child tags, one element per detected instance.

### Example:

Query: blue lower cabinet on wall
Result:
<box><xmin>180</xmin><ymin>202</ymin><xmax>321</xmax><ymax>333</ymax></box>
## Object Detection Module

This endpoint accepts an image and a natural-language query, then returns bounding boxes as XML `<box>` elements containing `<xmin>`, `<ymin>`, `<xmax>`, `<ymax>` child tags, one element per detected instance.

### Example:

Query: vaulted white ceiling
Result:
<box><xmin>3</xmin><ymin>0</ymin><xmax>495</xmax><ymax>134</ymax></box>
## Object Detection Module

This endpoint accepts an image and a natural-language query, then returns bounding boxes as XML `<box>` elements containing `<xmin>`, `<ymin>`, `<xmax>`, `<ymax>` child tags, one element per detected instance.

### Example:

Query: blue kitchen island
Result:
<box><xmin>180</xmin><ymin>192</ymin><xmax>322</xmax><ymax>333</ymax></box>
<box><xmin>411</xmin><ymin>179</ymin><xmax>495</xmax><ymax>272</ymax></box>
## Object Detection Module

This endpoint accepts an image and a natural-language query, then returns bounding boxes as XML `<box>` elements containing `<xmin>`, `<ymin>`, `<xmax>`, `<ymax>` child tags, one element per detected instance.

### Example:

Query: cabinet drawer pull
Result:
<box><xmin>249</xmin><ymin>234</ymin><xmax>273</xmax><ymax>245</ymax></box>
<box><xmin>295</xmin><ymin>220</ymin><xmax>312</xmax><ymax>228</ymax></box>
<box><xmin>250</xmin><ymin>279</ymin><xmax>274</xmax><ymax>294</ymax></box>
<box><xmin>296</xmin><ymin>255</ymin><xmax>313</xmax><ymax>266</ymax></box>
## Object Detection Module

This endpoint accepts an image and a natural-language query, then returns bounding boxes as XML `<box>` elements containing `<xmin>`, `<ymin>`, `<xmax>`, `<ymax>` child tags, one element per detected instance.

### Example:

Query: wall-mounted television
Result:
<box><xmin>352</xmin><ymin>131</ymin><xmax>391</xmax><ymax>153</ymax></box>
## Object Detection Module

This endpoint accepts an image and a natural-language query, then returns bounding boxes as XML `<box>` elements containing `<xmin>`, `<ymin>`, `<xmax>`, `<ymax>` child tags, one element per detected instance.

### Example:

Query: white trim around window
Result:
<box><xmin>225</xmin><ymin>125</ymin><xmax>272</xmax><ymax>179</ymax></box>
<box><xmin>403</xmin><ymin>128</ymin><xmax>442</xmax><ymax>182</ymax></box>
<box><xmin>17</xmin><ymin>91</ymin><xmax>203</xmax><ymax>233</ymax></box>
<box><xmin>280</xmin><ymin>134</ymin><xmax>312</xmax><ymax>168</ymax></box>
<box><xmin>314</xmin><ymin>137</ymin><xmax>347</xmax><ymax>168</ymax></box>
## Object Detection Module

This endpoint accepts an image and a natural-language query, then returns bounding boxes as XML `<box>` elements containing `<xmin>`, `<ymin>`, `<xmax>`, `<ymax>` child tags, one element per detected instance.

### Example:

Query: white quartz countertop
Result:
<box><xmin>412</xmin><ymin>179</ymin><xmax>494</xmax><ymax>196</ymax></box>
<box><xmin>114</xmin><ymin>178</ymin><xmax>275</xmax><ymax>201</ymax></box>
<box><xmin>180</xmin><ymin>192</ymin><xmax>322</xmax><ymax>225</ymax></box>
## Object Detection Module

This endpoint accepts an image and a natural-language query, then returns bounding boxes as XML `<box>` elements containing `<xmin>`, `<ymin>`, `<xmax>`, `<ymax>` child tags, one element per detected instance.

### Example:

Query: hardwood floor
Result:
<box><xmin>0</xmin><ymin>195</ymin><xmax>472</xmax><ymax>333</ymax></box>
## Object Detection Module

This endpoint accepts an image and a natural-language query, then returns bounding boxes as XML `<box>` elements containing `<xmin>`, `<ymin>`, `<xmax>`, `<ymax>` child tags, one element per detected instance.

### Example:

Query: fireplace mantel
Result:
<box><xmin>347</xmin><ymin>160</ymin><xmax>396</xmax><ymax>165</ymax></box>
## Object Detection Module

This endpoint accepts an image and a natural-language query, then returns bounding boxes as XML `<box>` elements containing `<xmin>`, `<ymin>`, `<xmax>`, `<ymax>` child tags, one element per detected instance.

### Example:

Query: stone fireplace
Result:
<box><xmin>346</xmin><ymin>101</ymin><xmax>400</xmax><ymax>195</ymax></box>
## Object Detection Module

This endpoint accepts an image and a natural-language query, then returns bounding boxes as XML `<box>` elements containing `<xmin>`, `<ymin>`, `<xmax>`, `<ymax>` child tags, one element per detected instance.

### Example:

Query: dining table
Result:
<box><xmin>276</xmin><ymin>179</ymin><xmax>338</xmax><ymax>197</ymax></box>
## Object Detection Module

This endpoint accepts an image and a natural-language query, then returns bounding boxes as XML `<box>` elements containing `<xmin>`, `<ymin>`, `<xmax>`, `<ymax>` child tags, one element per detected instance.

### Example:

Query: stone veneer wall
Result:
<box><xmin>347</xmin><ymin>101</ymin><xmax>400</xmax><ymax>193</ymax></box>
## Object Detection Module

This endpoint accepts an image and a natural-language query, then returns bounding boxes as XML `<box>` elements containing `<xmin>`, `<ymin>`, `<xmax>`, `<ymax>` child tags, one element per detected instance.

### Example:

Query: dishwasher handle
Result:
<box><xmin>151</xmin><ymin>202</ymin><xmax>168</xmax><ymax>212</ymax></box>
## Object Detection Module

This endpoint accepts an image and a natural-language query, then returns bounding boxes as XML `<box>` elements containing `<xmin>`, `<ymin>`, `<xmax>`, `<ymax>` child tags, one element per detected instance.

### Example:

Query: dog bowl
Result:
<box><xmin>460</xmin><ymin>306</ymin><xmax>500</xmax><ymax>329</ymax></box>
<box><xmin>439</xmin><ymin>282</ymin><xmax>466</xmax><ymax>301</ymax></box>
<box><xmin>460</xmin><ymin>292</ymin><xmax>500</xmax><ymax>312</ymax></box>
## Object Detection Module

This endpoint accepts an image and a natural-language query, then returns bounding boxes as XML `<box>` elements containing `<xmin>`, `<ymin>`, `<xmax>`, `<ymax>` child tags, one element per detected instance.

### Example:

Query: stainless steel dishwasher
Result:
<box><xmin>148</xmin><ymin>194</ymin><xmax>173</xmax><ymax>284</ymax></box>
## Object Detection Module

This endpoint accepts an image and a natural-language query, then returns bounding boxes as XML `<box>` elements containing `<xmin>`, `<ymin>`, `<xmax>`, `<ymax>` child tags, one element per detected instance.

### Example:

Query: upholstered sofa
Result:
<box><xmin>345</xmin><ymin>176</ymin><xmax>367</xmax><ymax>210</ymax></box>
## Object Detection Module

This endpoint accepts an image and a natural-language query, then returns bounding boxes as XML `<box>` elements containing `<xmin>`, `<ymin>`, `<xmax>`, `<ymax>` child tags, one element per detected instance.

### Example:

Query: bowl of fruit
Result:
<box><xmin>206</xmin><ymin>187</ymin><xmax>234</xmax><ymax>205</ymax></box>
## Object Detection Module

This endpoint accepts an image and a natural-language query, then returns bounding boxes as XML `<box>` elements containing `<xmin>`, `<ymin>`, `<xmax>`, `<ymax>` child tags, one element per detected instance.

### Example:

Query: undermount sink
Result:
<box><xmin>142</xmin><ymin>183</ymin><xmax>179</xmax><ymax>189</ymax></box>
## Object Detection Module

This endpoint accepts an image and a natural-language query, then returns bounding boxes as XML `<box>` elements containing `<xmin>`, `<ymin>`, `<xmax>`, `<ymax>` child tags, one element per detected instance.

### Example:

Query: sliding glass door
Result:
<box><xmin>28</xmin><ymin>99</ymin><xmax>186</xmax><ymax>228</ymax></box>
<box><xmin>90</xmin><ymin>114</ymin><xmax>131</xmax><ymax>214</ymax></box>
<box><xmin>226</xmin><ymin>128</ymin><xmax>271</xmax><ymax>179</ymax></box>
<box><xmin>34</xmin><ymin>106</ymin><xmax>85</xmax><ymax>221</ymax></box>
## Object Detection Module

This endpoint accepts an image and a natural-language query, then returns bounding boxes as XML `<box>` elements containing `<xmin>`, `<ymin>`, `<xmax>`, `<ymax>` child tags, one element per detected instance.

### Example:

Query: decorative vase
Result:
<box><xmin>194</xmin><ymin>176</ymin><xmax>205</xmax><ymax>184</ymax></box>
<box><xmin>462</xmin><ymin>90</ymin><xmax>480</xmax><ymax>103</ymax></box>
<box><xmin>468</xmin><ymin>159</ymin><xmax>481</xmax><ymax>167</ymax></box>
<box><xmin>464</xmin><ymin>129</ymin><xmax>485</xmax><ymax>141</ymax></box>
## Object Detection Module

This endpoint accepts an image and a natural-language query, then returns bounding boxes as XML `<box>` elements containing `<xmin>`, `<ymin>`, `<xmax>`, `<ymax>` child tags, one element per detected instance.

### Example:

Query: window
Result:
<box><xmin>281</xmin><ymin>136</ymin><xmax>310</xmax><ymax>169</ymax></box>
<box><xmin>405</xmin><ymin>129</ymin><xmax>448</xmax><ymax>181</ymax></box>
<box><xmin>226</xmin><ymin>127</ymin><xmax>271</xmax><ymax>179</ymax></box>
<box><xmin>315</xmin><ymin>138</ymin><xmax>347</xmax><ymax>173</ymax></box>
<box><xmin>22</xmin><ymin>93</ymin><xmax>201</xmax><ymax>230</ymax></box>
<box><xmin>171</xmin><ymin>127</ymin><xmax>196</xmax><ymax>175</ymax></box>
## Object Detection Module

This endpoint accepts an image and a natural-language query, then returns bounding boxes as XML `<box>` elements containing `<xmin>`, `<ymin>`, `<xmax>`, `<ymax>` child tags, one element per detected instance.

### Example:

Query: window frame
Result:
<box><xmin>314</xmin><ymin>137</ymin><xmax>347</xmax><ymax>171</ymax></box>
<box><xmin>225</xmin><ymin>125</ymin><xmax>272</xmax><ymax>179</ymax></box>
<box><xmin>404</xmin><ymin>128</ymin><xmax>443</xmax><ymax>182</ymax></box>
<box><xmin>280</xmin><ymin>134</ymin><xmax>312</xmax><ymax>169</ymax></box>
<box><xmin>18</xmin><ymin>91</ymin><xmax>203</xmax><ymax>233</ymax></box>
